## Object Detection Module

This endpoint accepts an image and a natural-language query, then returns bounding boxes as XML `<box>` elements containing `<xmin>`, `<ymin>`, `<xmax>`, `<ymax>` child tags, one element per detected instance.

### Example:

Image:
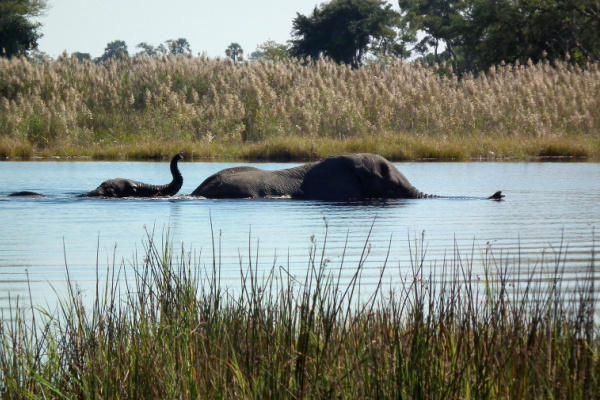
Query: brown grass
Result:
<box><xmin>1</xmin><ymin>55</ymin><xmax>599</xmax><ymax>160</ymax></box>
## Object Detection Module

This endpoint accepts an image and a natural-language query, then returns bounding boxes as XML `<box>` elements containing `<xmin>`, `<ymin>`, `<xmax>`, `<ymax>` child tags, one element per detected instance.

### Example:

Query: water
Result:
<box><xmin>1</xmin><ymin>160</ymin><xmax>599</xmax><ymax>313</ymax></box>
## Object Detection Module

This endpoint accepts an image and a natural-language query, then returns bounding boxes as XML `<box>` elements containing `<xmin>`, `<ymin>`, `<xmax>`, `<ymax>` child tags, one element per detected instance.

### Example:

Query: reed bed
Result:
<box><xmin>1</xmin><ymin>55</ymin><xmax>599</xmax><ymax>160</ymax></box>
<box><xmin>0</xmin><ymin>230</ymin><xmax>598</xmax><ymax>399</ymax></box>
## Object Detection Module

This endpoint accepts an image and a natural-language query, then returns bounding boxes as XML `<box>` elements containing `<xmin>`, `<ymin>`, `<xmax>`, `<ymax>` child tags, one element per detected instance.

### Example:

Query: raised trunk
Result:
<box><xmin>141</xmin><ymin>153</ymin><xmax>184</xmax><ymax>196</ymax></box>
<box><xmin>81</xmin><ymin>153</ymin><xmax>184</xmax><ymax>198</ymax></box>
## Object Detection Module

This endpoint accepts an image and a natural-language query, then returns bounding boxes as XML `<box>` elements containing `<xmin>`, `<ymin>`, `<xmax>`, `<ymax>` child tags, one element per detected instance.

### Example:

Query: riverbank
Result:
<box><xmin>1</xmin><ymin>233</ymin><xmax>598</xmax><ymax>398</ymax></box>
<box><xmin>2</xmin><ymin>133</ymin><xmax>599</xmax><ymax>161</ymax></box>
<box><xmin>1</xmin><ymin>56</ymin><xmax>599</xmax><ymax>161</ymax></box>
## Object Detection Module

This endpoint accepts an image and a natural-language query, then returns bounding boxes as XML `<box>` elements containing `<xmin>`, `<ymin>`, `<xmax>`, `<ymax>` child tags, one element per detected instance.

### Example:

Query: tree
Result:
<box><xmin>225</xmin><ymin>42</ymin><xmax>243</xmax><ymax>61</ymax></box>
<box><xmin>72</xmin><ymin>51</ymin><xmax>91</xmax><ymax>62</ymax></box>
<box><xmin>290</xmin><ymin>0</ymin><xmax>407</xmax><ymax>68</ymax></box>
<box><xmin>0</xmin><ymin>0</ymin><xmax>48</xmax><ymax>57</ymax></box>
<box><xmin>399</xmin><ymin>0</ymin><xmax>600</xmax><ymax>75</ymax></box>
<box><xmin>165</xmin><ymin>38</ymin><xmax>191</xmax><ymax>56</ymax></box>
<box><xmin>507</xmin><ymin>0</ymin><xmax>600</xmax><ymax>65</ymax></box>
<box><xmin>135</xmin><ymin>38</ymin><xmax>191</xmax><ymax>57</ymax></box>
<box><xmin>398</xmin><ymin>0</ymin><xmax>462</xmax><ymax>60</ymax></box>
<box><xmin>250</xmin><ymin>40</ymin><xmax>290</xmax><ymax>60</ymax></box>
<box><xmin>135</xmin><ymin>42</ymin><xmax>158</xmax><ymax>57</ymax></box>
<box><xmin>101</xmin><ymin>40</ymin><xmax>128</xmax><ymax>61</ymax></box>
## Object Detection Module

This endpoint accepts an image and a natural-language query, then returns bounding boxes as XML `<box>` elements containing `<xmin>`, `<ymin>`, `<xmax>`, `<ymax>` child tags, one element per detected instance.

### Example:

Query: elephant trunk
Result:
<box><xmin>154</xmin><ymin>153</ymin><xmax>184</xmax><ymax>196</ymax></box>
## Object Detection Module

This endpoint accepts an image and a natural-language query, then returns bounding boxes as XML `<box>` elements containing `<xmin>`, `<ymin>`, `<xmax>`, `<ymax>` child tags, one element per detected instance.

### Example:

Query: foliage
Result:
<box><xmin>225</xmin><ymin>42</ymin><xmax>243</xmax><ymax>61</ymax></box>
<box><xmin>135</xmin><ymin>41</ymin><xmax>160</xmax><ymax>57</ymax></box>
<box><xmin>135</xmin><ymin>38</ymin><xmax>192</xmax><ymax>58</ymax></box>
<box><xmin>399</xmin><ymin>0</ymin><xmax>600</xmax><ymax>75</ymax></box>
<box><xmin>0</xmin><ymin>0</ymin><xmax>48</xmax><ymax>58</ymax></box>
<box><xmin>1</xmin><ymin>230</ymin><xmax>599</xmax><ymax>398</ymax></box>
<box><xmin>71</xmin><ymin>51</ymin><xmax>91</xmax><ymax>62</ymax></box>
<box><xmin>398</xmin><ymin>0</ymin><xmax>461</xmax><ymax>59</ymax></box>
<box><xmin>100</xmin><ymin>39</ymin><xmax>128</xmax><ymax>62</ymax></box>
<box><xmin>250</xmin><ymin>40</ymin><xmax>291</xmax><ymax>61</ymax></box>
<box><xmin>290</xmin><ymin>0</ymin><xmax>410</xmax><ymax>68</ymax></box>
<box><xmin>164</xmin><ymin>38</ymin><xmax>191</xmax><ymax>56</ymax></box>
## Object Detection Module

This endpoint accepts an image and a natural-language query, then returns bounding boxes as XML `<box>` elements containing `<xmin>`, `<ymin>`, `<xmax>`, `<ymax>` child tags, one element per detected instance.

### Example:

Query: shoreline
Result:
<box><xmin>2</xmin><ymin>134</ymin><xmax>599</xmax><ymax>162</ymax></box>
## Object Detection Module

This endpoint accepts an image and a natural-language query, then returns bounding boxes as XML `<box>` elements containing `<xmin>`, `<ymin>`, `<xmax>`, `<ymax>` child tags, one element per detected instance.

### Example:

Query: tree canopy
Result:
<box><xmin>100</xmin><ymin>40</ymin><xmax>128</xmax><ymax>62</ymax></box>
<box><xmin>165</xmin><ymin>38</ymin><xmax>191</xmax><ymax>56</ymax></box>
<box><xmin>135</xmin><ymin>38</ymin><xmax>191</xmax><ymax>57</ymax></box>
<box><xmin>290</xmin><ymin>0</ymin><xmax>409</xmax><ymax>68</ymax></box>
<box><xmin>399</xmin><ymin>0</ymin><xmax>600</xmax><ymax>75</ymax></box>
<box><xmin>250</xmin><ymin>40</ymin><xmax>290</xmax><ymax>61</ymax></box>
<box><xmin>72</xmin><ymin>51</ymin><xmax>91</xmax><ymax>62</ymax></box>
<box><xmin>0</xmin><ymin>0</ymin><xmax>48</xmax><ymax>57</ymax></box>
<box><xmin>226</xmin><ymin>42</ymin><xmax>243</xmax><ymax>61</ymax></box>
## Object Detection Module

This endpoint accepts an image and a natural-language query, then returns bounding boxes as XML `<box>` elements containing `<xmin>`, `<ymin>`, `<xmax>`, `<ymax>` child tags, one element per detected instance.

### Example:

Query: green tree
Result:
<box><xmin>398</xmin><ymin>0</ymin><xmax>462</xmax><ymax>60</ymax></box>
<box><xmin>250</xmin><ymin>40</ymin><xmax>290</xmax><ymax>60</ymax></box>
<box><xmin>225</xmin><ymin>42</ymin><xmax>243</xmax><ymax>61</ymax></box>
<box><xmin>400</xmin><ymin>0</ymin><xmax>600</xmax><ymax>75</ymax></box>
<box><xmin>135</xmin><ymin>42</ymin><xmax>158</xmax><ymax>57</ymax></box>
<box><xmin>0</xmin><ymin>0</ymin><xmax>48</xmax><ymax>57</ymax></box>
<box><xmin>458</xmin><ymin>0</ymin><xmax>600</xmax><ymax>71</ymax></box>
<box><xmin>515</xmin><ymin>0</ymin><xmax>600</xmax><ymax>64</ymax></box>
<box><xmin>135</xmin><ymin>39</ymin><xmax>191</xmax><ymax>57</ymax></box>
<box><xmin>290</xmin><ymin>0</ymin><xmax>407</xmax><ymax>68</ymax></box>
<box><xmin>101</xmin><ymin>40</ymin><xmax>128</xmax><ymax>61</ymax></box>
<box><xmin>165</xmin><ymin>38</ymin><xmax>191</xmax><ymax>56</ymax></box>
<box><xmin>72</xmin><ymin>51</ymin><xmax>91</xmax><ymax>62</ymax></box>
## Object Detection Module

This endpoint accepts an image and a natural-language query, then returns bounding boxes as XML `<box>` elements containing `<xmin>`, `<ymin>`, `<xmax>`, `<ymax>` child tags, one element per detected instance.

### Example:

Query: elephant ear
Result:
<box><xmin>301</xmin><ymin>155</ymin><xmax>364</xmax><ymax>200</ymax></box>
<box><xmin>353</xmin><ymin>155</ymin><xmax>392</xmax><ymax>193</ymax></box>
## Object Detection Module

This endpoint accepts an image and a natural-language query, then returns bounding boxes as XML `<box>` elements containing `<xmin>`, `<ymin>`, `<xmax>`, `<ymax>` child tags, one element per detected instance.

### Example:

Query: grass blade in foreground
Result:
<box><xmin>0</xmin><ymin>231</ymin><xmax>598</xmax><ymax>398</ymax></box>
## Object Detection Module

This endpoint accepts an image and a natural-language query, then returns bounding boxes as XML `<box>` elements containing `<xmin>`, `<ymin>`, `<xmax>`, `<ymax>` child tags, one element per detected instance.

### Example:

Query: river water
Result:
<box><xmin>1</xmin><ymin>159</ymin><xmax>599</xmax><ymax>313</ymax></box>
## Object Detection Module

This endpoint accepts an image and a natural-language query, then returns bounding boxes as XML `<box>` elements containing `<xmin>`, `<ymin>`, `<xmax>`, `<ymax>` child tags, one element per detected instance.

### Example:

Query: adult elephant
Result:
<box><xmin>191</xmin><ymin>153</ymin><xmax>503</xmax><ymax>201</ymax></box>
<box><xmin>81</xmin><ymin>153</ymin><xmax>184</xmax><ymax>198</ymax></box>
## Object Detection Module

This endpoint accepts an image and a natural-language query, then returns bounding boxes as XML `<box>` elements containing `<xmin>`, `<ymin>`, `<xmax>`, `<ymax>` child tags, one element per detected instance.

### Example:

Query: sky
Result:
<box><xmin>35</xmin><ymin>0</ymin><xmax>330</xmax><ymax>59</ymax></box>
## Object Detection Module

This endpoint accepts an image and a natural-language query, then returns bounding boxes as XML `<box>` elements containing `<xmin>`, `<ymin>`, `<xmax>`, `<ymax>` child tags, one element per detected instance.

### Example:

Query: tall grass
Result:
<box><xmin>1</xmin><ymin>55</ymin><xmax>599</xmax><ymax>160</ymax></box>
<box><xmin>1</xmin><ymin>230</ymin><xmax>598</xmax><ymax>398</ymax></box>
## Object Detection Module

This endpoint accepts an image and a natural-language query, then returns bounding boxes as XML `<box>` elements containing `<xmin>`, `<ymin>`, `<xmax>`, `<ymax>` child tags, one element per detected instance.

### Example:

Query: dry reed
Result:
<box><xmin>1</xmin><ymin>55</ymin><xmax>599</xmax><ymax>159</ymax></box>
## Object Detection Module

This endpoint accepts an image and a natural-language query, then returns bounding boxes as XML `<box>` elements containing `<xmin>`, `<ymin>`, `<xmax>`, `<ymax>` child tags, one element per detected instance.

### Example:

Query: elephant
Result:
<box><xmin>8</xmin><ymin>191</ymin><xmax>46</xmax><ymax>197</ymax></box>
<box><xmin>191</xmin><ymin>153</ymin><xmax>504</xmax><ymax>201</ymax></box>
<box><xmin>81</xmin><ymin>153</ymin><xmax>184</xmax><ymax>198</ymax></box>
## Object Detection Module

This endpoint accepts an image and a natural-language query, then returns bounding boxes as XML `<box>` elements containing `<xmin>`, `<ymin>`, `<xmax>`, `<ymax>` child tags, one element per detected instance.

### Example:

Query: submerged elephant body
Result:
<box><xmin>191</xmin><ymin>164</ymin><xmax>312</xmax><ymax>198</ymax></box>
<box><xmin>8</xmin><ymin>191</ymin><xmax>46</xmax><ymax>197</ymax></box>
<box><xmin>192</xmin><ymin>153</ymin><xmax>502</xmax><ymax>201</ymax></box>
<box><xmin>82</xmin><ymin>153</ymin><xmax>184</xmax><ymax>198</ymax></box>
<box><xmin>192</xmin><ymin>153</ymin><xmax>425</xmax><ymax>200</ymax></box>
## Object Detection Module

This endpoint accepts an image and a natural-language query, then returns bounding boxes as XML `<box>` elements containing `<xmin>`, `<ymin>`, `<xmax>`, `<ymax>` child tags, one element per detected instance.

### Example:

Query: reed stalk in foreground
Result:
<box><xmin>0</xmin><ymin>230</ymin><xmax>598</xmax><ymax>399</ymax></box>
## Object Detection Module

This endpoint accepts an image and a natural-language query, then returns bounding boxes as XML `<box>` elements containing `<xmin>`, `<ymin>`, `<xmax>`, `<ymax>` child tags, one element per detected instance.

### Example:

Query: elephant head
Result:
<box><xmin>82</xmin><ymin>153</ymin><xmax>184</xmax><ymax>198</ymax></box>
<box><xmin>299</xmin><ymin>153</ymin><xmax>427</xmax><ymax>200</ymax></box>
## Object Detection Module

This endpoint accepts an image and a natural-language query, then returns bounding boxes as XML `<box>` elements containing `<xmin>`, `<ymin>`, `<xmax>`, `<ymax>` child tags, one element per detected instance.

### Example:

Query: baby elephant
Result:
<box><xmin>81</xmin><ymin>153</ymin><xmax>184</xmax><ymax>198</ymax></box>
